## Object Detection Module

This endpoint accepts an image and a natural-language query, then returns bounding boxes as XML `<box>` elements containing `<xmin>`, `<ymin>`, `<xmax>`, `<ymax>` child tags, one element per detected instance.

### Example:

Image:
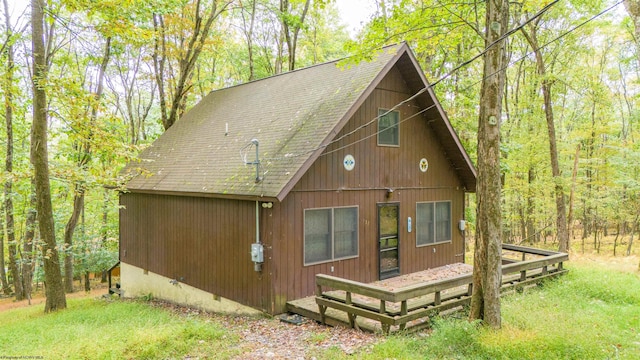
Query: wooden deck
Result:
<box><xmin>287</xmin><ymin>265</ymin><xmax>472</xmax><ymax>332</ymax></box>
<box><xmin>286</xmin><ymin>244</ymin><xmax>568</xmax><ymax>334</ymax></box>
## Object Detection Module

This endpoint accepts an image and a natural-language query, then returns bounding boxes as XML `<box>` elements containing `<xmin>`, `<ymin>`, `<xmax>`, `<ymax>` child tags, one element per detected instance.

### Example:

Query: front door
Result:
<box><xmin>378</xmin><ymin>203</ymin><xmax>400</xmax><ymax>279</ymax></box>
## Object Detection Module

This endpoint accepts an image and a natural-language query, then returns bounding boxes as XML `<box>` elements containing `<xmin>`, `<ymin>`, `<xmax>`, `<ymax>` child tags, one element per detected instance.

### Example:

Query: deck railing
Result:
<box><xmin>315</xmin><ymin>244</ymin><xmax>568</xmax><ymax>334</ymax></box>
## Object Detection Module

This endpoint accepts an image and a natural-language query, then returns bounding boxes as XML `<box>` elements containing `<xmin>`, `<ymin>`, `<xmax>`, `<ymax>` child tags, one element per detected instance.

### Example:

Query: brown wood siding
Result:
<box><xmin>120</xmin><ymin>63</ymin><xmax>470</xmax><ymax>315</ymax></box>
<box><xmin>120</xmin><ymin>193</ymin><xmax>270</xmax><ymax>311</ymax></box>
<box><xmin>267</xmin><ymin>67</ymin><xmax>466</xmax><ymax>311</ymax></box>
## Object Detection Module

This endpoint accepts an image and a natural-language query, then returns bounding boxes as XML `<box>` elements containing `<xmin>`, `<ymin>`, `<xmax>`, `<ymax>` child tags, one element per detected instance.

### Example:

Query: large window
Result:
<box><xmin>416</xmin><ymin>201</ymin><xmax>451</xmax><ymax>246</ymax></box>
<box><xmin>304</xmin><ymin>207</ymin><xmax>358</xmax><ymax>265</ymax></box>
<box><xmin>378</xmin><ymin>109</ymin><xmax>399</xmax><ymax>146</ymax></box>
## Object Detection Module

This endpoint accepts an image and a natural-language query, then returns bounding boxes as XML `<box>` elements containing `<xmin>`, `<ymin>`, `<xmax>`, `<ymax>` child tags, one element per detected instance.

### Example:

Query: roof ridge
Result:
<box><xmin>205</xmin><ymin>43</ymin><xmax>404</xmax><ymax>95</ymax></box>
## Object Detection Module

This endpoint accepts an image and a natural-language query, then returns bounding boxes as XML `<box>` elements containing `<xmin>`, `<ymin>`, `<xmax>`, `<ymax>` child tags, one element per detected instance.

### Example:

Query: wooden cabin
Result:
<box><xmin>119</xmin><ymin>43</ymin><xmax>477</xmax><ymax>315</ymax></box>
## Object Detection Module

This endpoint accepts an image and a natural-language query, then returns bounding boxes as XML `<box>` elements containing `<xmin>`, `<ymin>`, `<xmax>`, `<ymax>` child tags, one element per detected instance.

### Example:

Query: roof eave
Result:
<box><xmin>276</xmin><ymin>45</ymin><xmax>409</xmax><ymax>201</ymax></box>
<box><xmin>397</xmin><ymin>47</ymin><xmax>477</xmax><ymax>191</ymax></box>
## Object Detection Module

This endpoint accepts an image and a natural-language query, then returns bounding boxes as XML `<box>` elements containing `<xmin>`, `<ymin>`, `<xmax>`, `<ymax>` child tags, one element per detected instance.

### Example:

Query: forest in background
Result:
<box><xmin>0</xmin><ymin>0</ymin><xmax>638</xmax><ymax>303</ymax></box>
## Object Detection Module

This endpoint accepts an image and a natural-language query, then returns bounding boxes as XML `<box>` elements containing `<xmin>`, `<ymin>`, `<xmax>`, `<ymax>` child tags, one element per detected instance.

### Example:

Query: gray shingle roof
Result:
<box><xmin>122</xmin><ymin>43</ymin><xmax>476</xmax><ymax>199</ymax></box>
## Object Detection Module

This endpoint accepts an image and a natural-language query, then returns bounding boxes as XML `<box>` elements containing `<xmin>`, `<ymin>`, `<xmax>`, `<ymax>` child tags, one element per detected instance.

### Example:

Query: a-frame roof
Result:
<box><xmin>122</xmin><ymin>43</ymin><xmax>477</xmax><ymax>201</ymax></box>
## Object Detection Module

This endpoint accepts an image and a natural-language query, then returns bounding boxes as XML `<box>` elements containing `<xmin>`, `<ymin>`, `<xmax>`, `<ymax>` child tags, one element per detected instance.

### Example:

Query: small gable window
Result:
<box><xmin>378</xmin><ymin>109</ymin><xmax>400</xmax><ymax>146</ymax></box>
<box><xmin>304</xmin><ymin>207</ymin><xmax>358</xmax><ymax>265</ymax></box>
<box><xmin>416</xmin><ymin>201</ymin><xmax>451</xmax><ymax>246</ymax></box>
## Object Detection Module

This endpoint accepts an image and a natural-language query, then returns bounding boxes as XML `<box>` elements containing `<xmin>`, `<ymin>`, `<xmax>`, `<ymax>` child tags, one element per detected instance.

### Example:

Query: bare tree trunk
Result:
<box><xmin>240</xmin><ymin>0</ymin><xmax>257</xmax><ymax>81</ymax></box>
<box><xmin>2</xmin><ymin>0</ymin><xmax>22</xmax><ymax>300</ymax></box>
<box><xmin>31</xmin><ymin>0</ymin><xmax>66</xmax><ymax>312</ymax></box>
<box><xmin>21</xmin><ymin>180</ymin><xmax>37</xmax><ymax>302</ymax></box>
<box><xmin>526</xmin><ymin>166</ymin><xmax>537</xmax><ymax>243</ymax></box>
<box><xmin>627</xmin><ymin>213</ymin><xmax>639</xmax><ymax>256</ymax></box>
<box><xmin>521</xmin><ymin>23</ymin><xmax>569</xmax><ymax>253</ymax></box>
<box><xmin>63</xmin><ymin>185</ymin><xmax>83</xmax><ymax>293</ymax></box>
<box><xmin>0</xmin><ymin>202</ymin><xmax>9</xmax><ymax>294</ymax></box>
<box><xmin>153</xmin><ymin>0</ymin><xmax>228</xmax><ymax>130</ymax></box>
<box><xmin>567</xmin><ymin>145</ymin><xmax>580</xmax><ymax>242</ymax></box>
<box><xmin>613</xmin><ymin>224</ymin><xmax>620</xmax><ymax>257</ymax></box>
<box><xmin>469</xmin><ymin>0</ymin><xmax>508</xmax><ymax>329</ymax></box>
<box><xmin>100</xmin><ymin>187</ymin><xmax>109</xmax><ymax>283</ymax></box>
<box><xmin>279</xmin><ymin>0</ymin><xmax>310</xmax><ymax>71</ymax></box>
<box><xmin>84</xmin><ymin>272</ymin><xmax>90</xmax><ymax>292</ymax></box>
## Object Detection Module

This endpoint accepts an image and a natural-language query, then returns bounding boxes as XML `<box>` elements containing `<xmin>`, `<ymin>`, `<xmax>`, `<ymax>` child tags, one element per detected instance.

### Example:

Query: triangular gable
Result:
<box><xmin>122</xmin><ymin>43</ymin><xmax>476</xmax><ymax>200</ymax></box>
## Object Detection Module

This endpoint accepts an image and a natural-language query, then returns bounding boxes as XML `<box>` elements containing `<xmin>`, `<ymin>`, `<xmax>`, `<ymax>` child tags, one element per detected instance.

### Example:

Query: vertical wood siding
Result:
<box><xmin>120</xmin><ymin>64</ymin><xmax>470</xmax><ymax>314</ymax></box>
<box><xmin>268</xmin><ymin>66</ymin><xmax>467</xmax><ymax>311</ymax></box>
<box><xmin>120</xmin><ymin>194</ymin><xmax>270</xmax><ymax>311</ymax></box>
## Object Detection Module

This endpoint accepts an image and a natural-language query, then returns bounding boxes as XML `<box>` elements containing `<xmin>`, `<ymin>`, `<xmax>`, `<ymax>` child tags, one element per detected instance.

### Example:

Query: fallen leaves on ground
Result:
<box><xmin>148</xmin><ymin>300</ymin><xmax>380</xmax><ymax>359</ymax></box>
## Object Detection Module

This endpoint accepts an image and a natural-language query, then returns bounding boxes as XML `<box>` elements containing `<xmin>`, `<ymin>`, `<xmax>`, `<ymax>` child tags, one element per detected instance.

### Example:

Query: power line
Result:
<box><xmin>263</xmin><ymin>0</ymin><xmax>618</xmax><ymax>163</ymax></box>
<box><xmin>463</xmin><ymin>0</ymin><xmax>624</xmax><ymax>97</ymax></box>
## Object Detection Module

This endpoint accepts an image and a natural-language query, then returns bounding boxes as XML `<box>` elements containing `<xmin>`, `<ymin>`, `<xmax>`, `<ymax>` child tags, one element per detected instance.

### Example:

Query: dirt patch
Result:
<box><xmin>569</xmin><ymin>252</ymin><xmax>639</xmax><ymax>273</ymax></box>
<box><xmin>148</xmin><ymin>300</ymin><xmax>380</xmax><ymax>359</ymax></box>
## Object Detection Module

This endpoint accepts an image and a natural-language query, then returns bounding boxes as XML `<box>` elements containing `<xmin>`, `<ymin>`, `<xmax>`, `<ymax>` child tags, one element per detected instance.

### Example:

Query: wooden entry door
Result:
<box><xmin>378</xmin><ymin>203</ymin><xmax>400</xmax><ymax>279</ymax></box>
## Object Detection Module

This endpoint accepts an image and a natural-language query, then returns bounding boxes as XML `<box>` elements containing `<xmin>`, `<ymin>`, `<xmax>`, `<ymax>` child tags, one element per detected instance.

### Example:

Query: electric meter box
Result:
<box><xmin>251</xmin><ymin>243</ymin><xmax>264</xmax><ymax>263</ymax></box>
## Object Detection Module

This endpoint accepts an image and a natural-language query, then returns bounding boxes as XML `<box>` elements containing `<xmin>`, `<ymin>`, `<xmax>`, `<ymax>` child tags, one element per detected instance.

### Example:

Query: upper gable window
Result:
<box><xmin>378</xmin><ymin>109</ymin><xmax>400</xmax><ymax>146</ymax></box>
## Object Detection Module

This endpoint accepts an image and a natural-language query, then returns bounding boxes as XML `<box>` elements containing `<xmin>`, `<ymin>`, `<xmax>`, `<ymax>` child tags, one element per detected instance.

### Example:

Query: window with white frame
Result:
<box><xmin>416</xmin><ymin>201</ymin><xmax>451</xmax><ymax>246</ymax></box>
<box><xmin>378</xmin><ymin>109</ymin><xmax>399</xmax><ymax>146</ymax></box>
<box><xmin>304</xmin><ymin>207</ymin><xmax>358</xmax><ymax>265</ymax></box>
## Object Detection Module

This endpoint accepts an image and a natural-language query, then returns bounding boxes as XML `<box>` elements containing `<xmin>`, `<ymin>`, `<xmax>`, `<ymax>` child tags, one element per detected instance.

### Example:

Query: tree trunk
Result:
<box><xmin>240</xmin><ymin>0</ymin><xmax>257</xmax><ymax>81</ymax></box>
<box><xmin>526</xmin><ymin>166</ymin><xmax>537</xmax><ymax>243</ymax></box>
<box><xmin>567</xmin><ymin>145</ymin><xmax>580</xmax><ymax>242</ymax></box>
<box><xmin>31</xmin><ymin>0</ymin><xmax>66</xmax><ymax>312</ymax></box>
<box><xmin>21</xmin><ymin>180</ymin><xmax>37</xmax><ymax>302</ymax></box>
<box><xmin>0</xmin><ymin>202</ymin><xmax>9</xmax><ymax>294</ymax></box>
<box><xmin>63</xmin><ymin>186</ymin><xmax>83</xmax><ymax>293</ymax></box>
<box><xmin>521</xmin><ymin>23</ymin><xmax>569</xmax><ymax>253</ymax></box>
<box><xmin>613</xmin><ymin>224</ymin><xmax>620</xmax><ymax>257</ymax></box>
<box><xmin>280</xmin><ymin>0</ymin><xmax>310</xmax><ymax>71</ymax></box>
<box><xmin>469</xmin><ymin>0</ymin><xmax>508</xmax><ymax>329</ymax></box>
<box><xmin>0</xmin><ymin>0</ymin><xmax>15</xmax><ymax>297</ymax></box>
<box><xmin>62</xmin><ymin>36</ymin><xmax>111</xmax><ymax>294</ymax></box>
<box><xmin>154</xmin><ymin>0</ymin><xmax>226</xmax><ymax>130</ymax></box>
<box><xmin>627</xmin><ymin>213</ymin><xmax>639</xmax><ymax>256</ymax></box>
<box><xmin>100</xmin><ymin>187</ymin><xmax>109</xmax><ymax>283</ymax></box>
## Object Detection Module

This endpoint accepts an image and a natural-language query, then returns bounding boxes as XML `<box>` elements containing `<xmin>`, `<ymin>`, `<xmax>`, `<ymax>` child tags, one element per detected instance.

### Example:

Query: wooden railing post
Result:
<box><xmin>312</xmin><ymin>247</ymin><xmax>567</xmax><ymax>335</ymax></box>
<box><xmin>399</xmin><ymin>301</ymin><xmax>408</xmax><ymax>331</ymax></box>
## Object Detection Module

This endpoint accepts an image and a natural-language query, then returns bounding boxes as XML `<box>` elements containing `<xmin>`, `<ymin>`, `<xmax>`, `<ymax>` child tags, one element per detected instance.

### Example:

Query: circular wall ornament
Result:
<box><xmin>419</xmin><ymin>158</ymin><xmax>429</xmax><ymax>173</ymax></box>
<box><xmin>343</xmin><ymin>154</ymin><xmax>355</xmax><ymax>171</ymax></box>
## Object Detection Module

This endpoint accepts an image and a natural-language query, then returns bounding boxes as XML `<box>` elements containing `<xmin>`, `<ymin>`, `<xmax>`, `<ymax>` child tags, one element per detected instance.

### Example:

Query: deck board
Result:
<box><xmin>285</xmin><ymin>260</ymin><xmax>567</xmax><ymax>334</ymax></box>
<box><xmin>286</xmin><ymin>263</ymin><xmax>472</xmax><ymax>333</ymax></box>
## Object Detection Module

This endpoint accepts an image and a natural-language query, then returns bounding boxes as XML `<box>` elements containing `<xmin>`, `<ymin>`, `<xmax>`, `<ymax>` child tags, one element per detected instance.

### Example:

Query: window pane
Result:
<box><xmin>417</xmin><ymin>203</ymin><xmax>434</xmax><ymax>245</ymax></box>
<box><xmin>435</xmin><ymin>202</ymin><xmax>451</xmax><ymax>242</ymax></box>
<box><xmin>379</xmin><ymin>205</ymin><xmax>398</xmax><ymax>237</ymax></box>
<box><xmin>378</xmin><ymin>109</ymin><xmax>399</xmax><ymax>145</ymax></box>
<box><xmin>304</xmin><ymin>209</ymin><xmax>332</xmax><ymax>264</ymax></box>
<box><xmin>334</xmin><ymin>207</ymin><xmax>358</xmax><ymax>258</ymax></box>
<box><xmin>380</xmin><ymin>248</ymin><xmax>398</xmax><ymax>273</ymax></box>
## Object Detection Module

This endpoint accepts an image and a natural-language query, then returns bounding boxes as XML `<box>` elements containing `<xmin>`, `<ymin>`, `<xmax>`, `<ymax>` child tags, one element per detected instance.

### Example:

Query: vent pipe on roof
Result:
<box><xmin>242</xmin><ymin>139</ymin><xmax>262</xmax><ymax>183</ymax></box>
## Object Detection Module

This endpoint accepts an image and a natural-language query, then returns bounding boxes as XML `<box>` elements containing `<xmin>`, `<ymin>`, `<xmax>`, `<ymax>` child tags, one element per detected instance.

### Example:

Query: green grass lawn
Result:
<box><xmin>363</xmin><ymin>261</ymin><xmax>640</xmax><ymax>360</ymax></box>
<box><xmin>0</xmin><ymin>297</ymin><xmax>241</xmax><ymax>359</ymax></box>
<box><xmin>0</xmin><ymin>260</ymin><xmax>638</xmax><ymax>359</ymax></box>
